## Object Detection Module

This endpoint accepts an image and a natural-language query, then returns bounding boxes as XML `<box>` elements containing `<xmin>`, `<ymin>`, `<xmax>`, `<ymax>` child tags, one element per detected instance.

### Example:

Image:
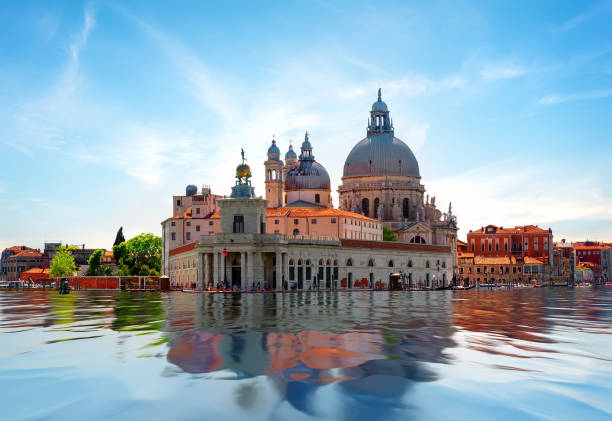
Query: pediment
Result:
<box><xmin>398</xmin><ymin>222</ymin><xmax>432</xmax><ymax>234</ymax></box>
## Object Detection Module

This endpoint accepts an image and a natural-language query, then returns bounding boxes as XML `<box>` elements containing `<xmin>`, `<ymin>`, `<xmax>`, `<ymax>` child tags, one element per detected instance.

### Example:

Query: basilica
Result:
<box><xmin>162</xmin><ymin>90</ymin><xmax>458</xmax><ymax>290</ymax></box>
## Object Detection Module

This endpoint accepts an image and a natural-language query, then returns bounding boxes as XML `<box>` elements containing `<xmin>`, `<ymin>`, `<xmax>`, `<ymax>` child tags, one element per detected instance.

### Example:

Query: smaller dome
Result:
<box><xmin>186</xmin><ymin>185</ymin><xmax>197</xmax><ymax>196</ymax></box>
<box><xmin>285</xmin><ymin>161</ymin><xmax>330</xmax><ymax>191</ymax></box>
<box><xmin>267</xmin><ymin>139</ymin><xmax>280</xmax><ymax>156</ymax></box>
<box><xmin>285</xmin><ymin>144</ymin><xmax>297</xmax><ymax>160</ymax></box>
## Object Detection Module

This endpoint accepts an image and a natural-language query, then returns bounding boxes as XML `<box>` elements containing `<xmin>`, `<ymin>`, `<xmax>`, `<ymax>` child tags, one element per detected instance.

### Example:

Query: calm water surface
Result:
<box><xmin>1</xmin><ymin>288</ymin><xmax>611</xmax><ymax>420</ymax></box>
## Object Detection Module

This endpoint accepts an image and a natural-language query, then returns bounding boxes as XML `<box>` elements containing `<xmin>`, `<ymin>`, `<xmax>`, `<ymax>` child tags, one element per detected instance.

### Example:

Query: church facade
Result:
<box><xmin>162</xmin><ymin>90</ymin><xmax>458</xmax><ymax>290</ymax></box>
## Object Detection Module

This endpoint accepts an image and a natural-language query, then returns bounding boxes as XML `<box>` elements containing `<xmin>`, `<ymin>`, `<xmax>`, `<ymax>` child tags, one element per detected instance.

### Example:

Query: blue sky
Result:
<box><xmin>1</xmin><ymin>0</ymin><xmax>611</xmax><ymax>251</ymax></box>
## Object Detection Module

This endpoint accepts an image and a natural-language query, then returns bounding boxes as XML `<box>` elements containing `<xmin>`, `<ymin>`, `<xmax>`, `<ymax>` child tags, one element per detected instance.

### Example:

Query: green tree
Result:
<box><xmin>49</xmin><ymin>245</ymin><xmax>77</xmax><ymax>277</ymax></box>
<box><xmin>383</xmin><ymin>226</ymin><xmax>398</xmax><ymax>241</ymax></box>
<box><xmin>119</xmin><ymin>233</ymin><xmax>162</xmax><ymax>276</ymax></box>
<box><xmin>85</xmin><ymin>249</ymin><xmax>104</xmax><ymax>276</ymax></box>
<box><xmin>113</xmin><ymin>227</ymin><xmax>126</xmax><ymax>246</ymax></box>
<box><xmin>103</xmin><ymin>265</ymin><xmax>113</xmax><ymax>276</ymax></box>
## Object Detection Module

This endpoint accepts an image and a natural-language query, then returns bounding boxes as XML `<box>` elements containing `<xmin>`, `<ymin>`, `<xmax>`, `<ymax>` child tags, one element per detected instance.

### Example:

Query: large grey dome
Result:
<box><xmin>285</xmin><ymin>161</ymin><xmax>330</xmax><ymax>191</ymax></box>
<box><xmin>343</xmin><ymin>133</ymin><xmax>420</xmax><ymax>178</ymax></box>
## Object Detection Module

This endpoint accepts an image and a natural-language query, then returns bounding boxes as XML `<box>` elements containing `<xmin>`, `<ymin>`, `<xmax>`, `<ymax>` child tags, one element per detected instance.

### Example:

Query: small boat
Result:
<box><xmin>453</xmin><ymin>284</ymin><xmax>476</xmax><ymax>290</ymax></box>
<box><xmin>435</xmin><ymin>285</ymin><xmax>453</xmax><ymax>290</ymax></box>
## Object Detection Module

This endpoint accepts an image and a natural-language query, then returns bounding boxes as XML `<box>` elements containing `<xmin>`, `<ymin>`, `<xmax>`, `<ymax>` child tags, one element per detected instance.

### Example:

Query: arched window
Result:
<box><xmin>298</xmin><ymin>259</ymin><xmax>302</xmax><ymax>266</ymax></box>
<box><xmin>362</xmin><ymin>198</ymin><xmax>370</xmax><ymax>217</ymax></box>
<box><xmin>289</xmin><ymin>259</ymin><xmax>294</xmax><ymax>266</ymax></box>
<box><xmin>388</xmin><ymin>260</ymin><xmax>394</xmax><ymax>267</ymax></box>
<box><xmin>442</xmin><ymin>261</ymin><xmax>446</xmax><ymax>268</ymax></box>
<box><xmin>267</xmin><ymin>169</ymin><xmax>271</xmax><ymax>180</ymax></box>
<box><xmin>373</xmin><ymin>198</ymin><xmax>380</xmax><ymax>219</ymax></box>
<box><xmin>318</xmin><ymin>259</ymin><xmax>323</xmax><ymax>265</ymax></box>
<box><xmin>426</xmin><ymin>261</ymin><xmax>431</xmax><ymax>269</ymax></box>
<box><xmin>403</xmin><ymin>198</ymin><xmax>410</xmax><ymax>219</ymax></box>
<box><xmin>408</xmin><ymin>260</ymin><xmax>413</xmax><ymax>268</ymax></box>
<box><xmin>346</xmin><ymin>258</ymin><xmax>353</xmax><ymax>266</ymax></box>
<box><xmin>410</xmin><ymin>236</ymin><xmax>426</xmax><ymax>244</ymax></box>
<box><xmin>333</xmin><ymin>260</ymin><xmax>338</xmax><ymax>266</ymax></box>
<box><xmin>315</xmin><ymin>193</ymin><xmax>320</xmax><ymax>203</ymax></box>
<box><xmin>368</xmin><ymin>259</ymin><xmax>375</xmax><ymax>267</ymax></box>
<box><xmin>326</xmin><ymin>259</ymin><xmax>331</xmax><ymax>266</ymax></box>
<box><xmin>293</xmin><ymin>228</ymin><xmax>300</xmax><ymax>235</ymax></box>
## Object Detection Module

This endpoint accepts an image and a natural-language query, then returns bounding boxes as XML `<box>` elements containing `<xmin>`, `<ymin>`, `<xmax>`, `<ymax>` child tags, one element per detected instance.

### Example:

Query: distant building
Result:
<box><xmin>19</xmin><ymin>267</ymin><xmax>51</xmax><ymax>282</ymax></box>
<box><xmin>3</xmin><ymin>248</ymin><xmax>49</xmax><ymax>282</ymax></box>
<box><xmin>552</xmin><ymin>239</ymin><xmax>576</xmax><ymax>284</ymax></box>
<box><xmin>573</xmin><ymin>241</ymin><xmax>611</xmax><ymax>281</ymax></box>
<box><xmin>467</xmin><ymin>224</ymin><xmax>553</xmax><ymax>262</ymax></box>
<box><xmin>1</xmin><ymin>246</ymin><xmax>34</xmax><ymax>281</ymax></box>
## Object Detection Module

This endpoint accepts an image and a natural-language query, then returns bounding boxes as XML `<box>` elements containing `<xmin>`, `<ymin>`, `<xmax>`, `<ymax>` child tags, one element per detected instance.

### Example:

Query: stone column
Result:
<box><xmin>222</xmin><ymin>251</ymin><xmax>226</xmax><ymax>284</ymax></box>
<box><xmin>213</xmin><ymin>252</ymin><xmax>219</xmax><ymax>285</ymax></box>
<box><xmin>283</xmin><ymin>253</ymin><xmax>289</xmax><ymax>290</ymax></box>
<box><xmin>204</xmin><ymin>253</ymin><xmax>210</xmax><ymax>287</ymax></box>
<box><xmin>241</xmin><ymin>251</ymin><xmax>246</xmax><ymax>288</ymax></box>
<box><xmin>247</xmin><ymin>251</ymin><xmax>254</xmax><ymax>289</ymax></box>
<box><xmin>197</xmin><ymin>253</ymin><xmax>204</xmax><ymax>291</ymax></box>
<box><xmin>275</xmin><ymin>251</ymin><xmax>282</xmax><ymax>290</ymax></box>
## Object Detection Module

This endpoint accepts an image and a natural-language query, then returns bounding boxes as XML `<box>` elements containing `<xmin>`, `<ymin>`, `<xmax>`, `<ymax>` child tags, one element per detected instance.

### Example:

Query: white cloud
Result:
<box><xmin>539</xmin><ymin>88</ymin><xmax>612</xmax><ymax>105</ymax></box>
<box><xmin>427</xmin><ymin>161</ymin><xmax>612</xmax><ymax>240</ymax></box>
<box><xmin>480</xmin><ymin>63</ymin><xmax>525</xmax><ymax>81</ymax></box>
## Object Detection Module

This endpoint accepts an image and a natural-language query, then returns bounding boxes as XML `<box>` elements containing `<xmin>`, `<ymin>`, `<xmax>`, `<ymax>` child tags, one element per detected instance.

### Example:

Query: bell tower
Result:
<box><xmin>264</xmin><ymin>137</ymin><xmax>284</xmax><ymax>208</ymax></box>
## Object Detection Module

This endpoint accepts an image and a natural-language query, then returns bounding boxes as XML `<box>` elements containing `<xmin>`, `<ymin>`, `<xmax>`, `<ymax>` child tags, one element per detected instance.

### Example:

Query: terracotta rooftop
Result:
<box><xmin>474</xmin><ymin>256</ymin><xmax>516</xmax><ymax>265</ymax></box>
<box><xmin>8</xmin><ymin>249</ymin><xmax>43</xmax><ymax>258</ymax></box>
<box><xmin>469</xmin><ymin>224</ymin><xmax>550</xmax><ymax>235</ymax></box>
<box><xmin>5</xmin><ymin>245</ymin><xmax>33</xmax><ymax>252</ymax></box>
<box><xmin>21</xmin><ymin>268</ymin><xmax>50</xmax><ymax>274</ymax></box>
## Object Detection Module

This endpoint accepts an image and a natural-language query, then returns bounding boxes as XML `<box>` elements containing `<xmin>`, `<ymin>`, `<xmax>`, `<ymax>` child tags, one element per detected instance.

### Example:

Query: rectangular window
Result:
<box><xmin>233</xmin><ymin>215</ymin><xmax>244</xmax><ymax>233</ymax></box>
<box><xmin>186</xmin><ymin>221</ymin><xmax>191</xmax><ymax>227</ymax></box>
<box><xmin>171</xmin><ymin>232</ymin><xmax>176</xmax><ymax>241</ymax></box>
<box><xmin>176</xmin><ymin>199</ymin><xmax>181</xmax><ymax>206</ymax></box>
<box><xmin>171</xmin><ymin>221</ymin><xmax>176</xmax><ymax>227</ymax></box>
<box><xmin>315</xmin><ymin>194</ymin><xmax>320</xmax><ymax>203</ymax></box>
<box><xmin>477</xmin><ymin>267</ymin><xmax>481</xmax><ymax>273</ymax></box>
<box><xmin>331</xmin><ymin>218</ymin><xmax>336</xmax><ymax>224</ymax></box>
<box><xmin>196</xmin><ymin>208</ymin><xmax>201</xmax><ymax>214</ymax></box>
<box><xmin>186</xmin><ymin>232</ymin><xmax>191</xmax><ymax>241</ymax></box>
<box><xmin>294</xmin><ymin>219</ymin><xmax>299</xmax><ymax>225</ymax></box>
<box><xmin>274</xmin><ymin>219</ymin><xmax>279</xmax><ymax>225</ymax></box>
<box><xmin>311</xmin><ymin>219</ymin><xmax>317</xmax><ymax>224</ymax></box>
<box><xmin>209</xmin><ymin>221</ymin><xmax>214</xmax><ymax>226</ymax></box>
<box><xmin>196</xmin><ymin>225</ymin><xmax>200</xmax><ymax>232</ymax></box>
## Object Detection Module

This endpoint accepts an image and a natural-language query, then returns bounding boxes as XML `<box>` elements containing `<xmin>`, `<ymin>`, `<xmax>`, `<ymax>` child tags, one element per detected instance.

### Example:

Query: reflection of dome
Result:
<box><xmin>236</xmin><ymin>163</ymin><xmax>251</xmax><ymax>178</ymax></box>
<box><xmin>285</xmin><ymin>161</ymin><xmax>330</xmax><ymax>191</ymax></box>
<box><xmin>343</xmin><ymin>134</ymin><xmax>420</xmax><ymax>177</ymax></box>
<box><xmin>186</xmin><ymin>184</ymin><xmax>197</xmax><ymax>196</ymax></box>
<box><xmin>285</xmin><ymin>144</ymin><xmax>297</xmax><ymax>160</ymax></box>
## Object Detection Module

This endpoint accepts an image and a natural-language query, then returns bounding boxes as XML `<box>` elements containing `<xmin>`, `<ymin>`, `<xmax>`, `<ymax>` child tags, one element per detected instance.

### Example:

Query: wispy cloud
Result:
<box><xmin>480</xmin><ymin>63</ymin><xmax>525</xmax><ymax>81</ymax></box>
<box><xmin>557</xmin><ymin>1</ymin><xmax>612</xmax><ymax>32</ymax></box>
<box><xmin>539</xmin><ymin>88</ymin><xmax>612</xmax><ymax>105</ymax></box>
<box><xmin>70</xmin><ymin>8</ymin><xmax>95</xmax><ymax>65</ymax></box>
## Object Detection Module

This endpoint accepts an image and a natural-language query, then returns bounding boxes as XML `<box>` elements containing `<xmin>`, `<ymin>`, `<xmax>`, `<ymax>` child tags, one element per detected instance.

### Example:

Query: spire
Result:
<box><xmin>300</xmin><ymin>130</ymin><xmax>313</xmax><ymax>161</ymax></box>
<box><xmin>378</xmin><ymin>88</ymin><xmax>382</xmax><ymax>101</ymax></box>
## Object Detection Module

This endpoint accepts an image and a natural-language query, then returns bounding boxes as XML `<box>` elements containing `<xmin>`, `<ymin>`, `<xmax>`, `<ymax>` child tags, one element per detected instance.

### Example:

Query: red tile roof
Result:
<box><xmin>8</xmin><ymin>249</ymin><xmax>43</xmax><ymax>258</ymax></box>
<box><xmin>169</xmin><ymin>242</ymin><xmax>197</xmax><ymax>256</ymax></box>
<box><xmin>469</xmin><ymin>225</ymin><xmax>550</xmax><ymax>235</ymax></box>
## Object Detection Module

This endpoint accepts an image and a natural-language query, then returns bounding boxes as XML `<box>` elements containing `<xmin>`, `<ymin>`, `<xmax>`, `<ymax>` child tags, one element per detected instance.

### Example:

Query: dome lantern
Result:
<box><xmin>368</xmin><ymin>88</ymin><xmax>393</xmax><ymax>136</ymax></box>
<box><xmin>267</xmin><ymin>136</ymin><xmax>281</xmax><ymax>160</ymax></box>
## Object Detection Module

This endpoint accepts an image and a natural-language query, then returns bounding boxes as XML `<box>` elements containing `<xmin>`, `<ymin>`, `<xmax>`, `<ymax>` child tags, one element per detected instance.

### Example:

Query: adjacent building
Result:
<box><xmin>458</xmin><ymin>224</ymin><xmax>555</xmax><ymax>286</ymax></box>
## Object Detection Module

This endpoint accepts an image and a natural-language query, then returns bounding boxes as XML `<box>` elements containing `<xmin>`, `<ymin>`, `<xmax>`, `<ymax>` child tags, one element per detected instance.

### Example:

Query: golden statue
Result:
<box><xmin>236</xmin><ymin>148</ymin><xmax>252</xmax><ymax>184</ymax></box>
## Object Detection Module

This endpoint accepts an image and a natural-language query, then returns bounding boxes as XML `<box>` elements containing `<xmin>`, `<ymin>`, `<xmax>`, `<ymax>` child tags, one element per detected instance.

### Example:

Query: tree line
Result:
<box><xmin>49</xmin><ymin>227</ymin><xmax>162</xmax><ymax>277</ymax></box>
